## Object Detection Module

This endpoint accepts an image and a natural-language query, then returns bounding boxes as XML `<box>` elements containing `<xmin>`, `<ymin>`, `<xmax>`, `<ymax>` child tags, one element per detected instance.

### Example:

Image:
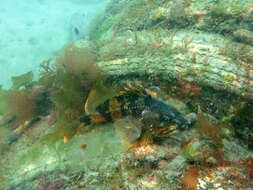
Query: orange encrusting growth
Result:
<box><xmin>242</xmin><ymin>157</ymin><xmax>253</xmax><ymax>179</ymax></box>
<box><xmin>63</xmin><ymin>136</ymin><xmax>69</xmax><ymax>143</ymax></box>
<box><xmin>195</xmin><ymin>113</ymin><xmax>228</xmax><ymax>149</ymax></box>
<box><xmin>181</xmin><ymin>167</ymin><xmax>199</xmax><ymax>190</ymax></box>
<box><xmin>153</xmin><ymin>41</ymin><xmax>160</xmax><ymax>48</ymax></box>
<box><xmin>80</xmin><ymin>144</ymin><xmax>87</xmax><ymax>150</ymax></box>
<box><xmin>249</xmin><ymin>161</ymin><xmax>253</xmax><ymax>179</ymax></box>
<box><xmin>177</xmin><ymin>77</ymin><xmax>203</xmax><ymax>98</ymax></box>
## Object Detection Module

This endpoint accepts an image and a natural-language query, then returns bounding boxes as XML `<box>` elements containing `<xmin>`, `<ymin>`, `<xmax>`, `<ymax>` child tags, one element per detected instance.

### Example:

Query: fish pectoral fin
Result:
<box><xmin>154</xmin><ymin>125</ymin><xmax>180</xmax><ymax>137</ymax></box>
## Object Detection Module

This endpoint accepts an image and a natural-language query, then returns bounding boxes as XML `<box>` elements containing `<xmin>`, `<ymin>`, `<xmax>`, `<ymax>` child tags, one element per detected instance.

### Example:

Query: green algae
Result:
<box><xmin>183</xmin><ymin>141</ymin><xmax>202</xmax><ymax>161</ymax></box>
<box><xmin>231</xmin><ymin>100</ymin><xmax>253</xmax><ymax>148</ymax></box>
<box><xmin>0</xmin><ymin>71</ymin><xmax>35</xmax><ymax>119</ymax></box>
<box><xmin>0</xmin><ymin>86</ymin><xmax>7</xmax><ymax>116</ymax></box>
<box><xmin>2</xmin><ymin>87</ymin><xmax>51</xmax><ymax>128</ymax></box>
<box><xmin>223</xmin><ymin>74</ymin><xmax>236</xmax><ymax>84</ymax></box>
<box><xmin>37</xmin><ymin>41</ymin><xmax>103</xmax><ymax>148</ymax></box>
<box><xmin>51</xmin><ymin>72</ymin><xmax>85</xmax><ymax>112</ymax></box>
<box><xmin>11</xmin><ymin>71</ymin><xmax>34</xmax><ymax>90</ymax></box>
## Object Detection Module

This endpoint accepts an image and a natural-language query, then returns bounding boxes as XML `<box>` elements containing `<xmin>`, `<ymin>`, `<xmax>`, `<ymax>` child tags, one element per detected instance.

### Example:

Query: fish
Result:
<box><xmin>70</xmin><ymin>12</ymin><xmax>89</xmax><ymax>43</ymax></box>
<box><xmin>80</xmin><ymin>82</ymin><xmax>197</xmax><ymax>138</ymax></box>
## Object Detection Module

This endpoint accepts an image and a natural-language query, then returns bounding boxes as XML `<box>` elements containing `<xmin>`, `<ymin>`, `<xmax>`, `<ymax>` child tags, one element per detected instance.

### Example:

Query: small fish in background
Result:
<box><xmin>70</xmin><ymin>12</ymin><xmax>89</xmax><ymax>43</ymax></box>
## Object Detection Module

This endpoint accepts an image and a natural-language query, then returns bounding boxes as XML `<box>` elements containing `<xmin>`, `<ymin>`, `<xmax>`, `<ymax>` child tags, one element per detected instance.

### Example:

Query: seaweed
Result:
<box><xmin>3</xmin><ymin>87</ymin><xmax>52</xmax><ymax>128</ymax></box>
<box><xmin>231</xmin><ymin>100</ymin><xmax>253</xmax><ymax>148</ymax></box>
<box><xmin>0</xmin><ymin>86</ymin><xmax>7</xmax><ymax>116</ymax></box>
<box><xmin>37</xmin><ymin>41</ymin><xmax>103</xmax><ymax>145</ymax></box>
<box><xmin>40</xmin><ymin>116</ymin><xmax>79</xmax><ymax>148</ymax></box>
<box><xmin>195</xmin><ymin>113</ymin><xmax>230</xmax><ymax>149</ymax></box>
<box><xmin>58</xmin><ymin>43</ymin><xmax>98</xmax><ymax>77</ymax></box>
<box><xmin>39</xmin><ymin>41</ymin><xmax>101</xmax><ymax>113</ymax></box>
<box><xmin>11</xmin><ymin>71</ymin><xmax>34</xmax><ymax>90</ymax></box>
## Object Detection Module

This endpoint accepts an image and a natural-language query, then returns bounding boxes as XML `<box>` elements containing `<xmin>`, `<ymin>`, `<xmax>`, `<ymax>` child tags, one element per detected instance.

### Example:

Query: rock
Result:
<box><xmin>5</xmin><ymin>133</ymin><xmax>21</xmax><ymax>145</ymax></box>
<box><xmin>185</xmin><ymin>113</ymin><xmax>198</xmax><ymax>126</ymax></box>
<box><xmin>85</xmin><ymin>0</ymin><xmax>252</xmax><ymax>141</ymax></box>
<box><xmin>233</xmin><ymin>29</ymin><xmax>253</xmax><ymax>46</ymax></box>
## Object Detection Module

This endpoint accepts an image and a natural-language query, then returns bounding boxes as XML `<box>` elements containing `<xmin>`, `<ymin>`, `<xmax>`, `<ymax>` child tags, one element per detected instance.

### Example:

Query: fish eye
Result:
<box><xmin>161</xmin><ymin>117</ymin><xmax>170</xmax><ymax>122</ymax></box>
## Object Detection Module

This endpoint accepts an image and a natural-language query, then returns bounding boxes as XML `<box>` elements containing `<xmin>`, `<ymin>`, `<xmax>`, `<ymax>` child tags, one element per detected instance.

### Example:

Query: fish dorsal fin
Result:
<box><xmin>145</xmin><ymin>88</ymin><xmax>158</xmax><ymax>99</ymax></box>
<box><xmin>84</xmin><ymin>81</ymin><xmax>120</xmax><ymax>114</ymax></box>
<box><xmin>116</xmin><ymin>81</ymin><xmax>148</xmax><ymax>97</ymax></box>
<box><xmin>122</xmin><ymin>81</ymin><xmax>159</xmax><ymax>99</ymax></box>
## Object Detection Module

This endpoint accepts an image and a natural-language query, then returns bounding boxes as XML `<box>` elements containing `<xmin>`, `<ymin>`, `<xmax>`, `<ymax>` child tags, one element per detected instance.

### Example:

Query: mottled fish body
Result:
<box><xmin>80</xmin><ymin>89</ymin><xmax>196</xmax><ymax>137</ymax></box>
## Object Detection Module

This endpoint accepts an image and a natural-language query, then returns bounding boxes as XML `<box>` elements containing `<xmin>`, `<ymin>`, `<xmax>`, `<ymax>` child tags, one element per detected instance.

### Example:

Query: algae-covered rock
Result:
<box><xmin>89</xmin><ymin>0</ymin><xmax>253</xmax><ymax>40</ymax></box>
<box><xmin>233</xmin><ymin>29</ymin><xmax>253</xmax><ymax>46</ymax></box>
<box><xmin>84</xmin><ymin>0</ymin><xmax>253</xmax><ymax>113</ymax></box>
<box><xmin>84</xmin><ymin>0</ymin><xmax>253</xmax><ymax>125</ymax></box>
<box><xmin>95</xmin><ymin>29</ymin><xmax>252</xmax><ymax>98</ymax></box>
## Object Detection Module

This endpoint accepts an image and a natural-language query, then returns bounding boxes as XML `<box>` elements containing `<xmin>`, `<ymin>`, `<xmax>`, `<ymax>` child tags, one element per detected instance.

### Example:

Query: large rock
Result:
<box><xmin>83</xmin><ymin>0</ymin><xmax>252</xmax><ymax>121</ymax></box>
<box><xmin>86</xmin><ymin>0</ymin><xmax>253</xmax><ymax>146</ymax></box>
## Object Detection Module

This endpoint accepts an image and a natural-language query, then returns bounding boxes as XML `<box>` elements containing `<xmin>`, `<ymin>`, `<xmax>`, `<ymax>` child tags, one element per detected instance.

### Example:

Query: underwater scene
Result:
<box><xmin>0</xmin><ymin>0</ymin><xmax>252</xmax><ymax>189</ymax></box>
